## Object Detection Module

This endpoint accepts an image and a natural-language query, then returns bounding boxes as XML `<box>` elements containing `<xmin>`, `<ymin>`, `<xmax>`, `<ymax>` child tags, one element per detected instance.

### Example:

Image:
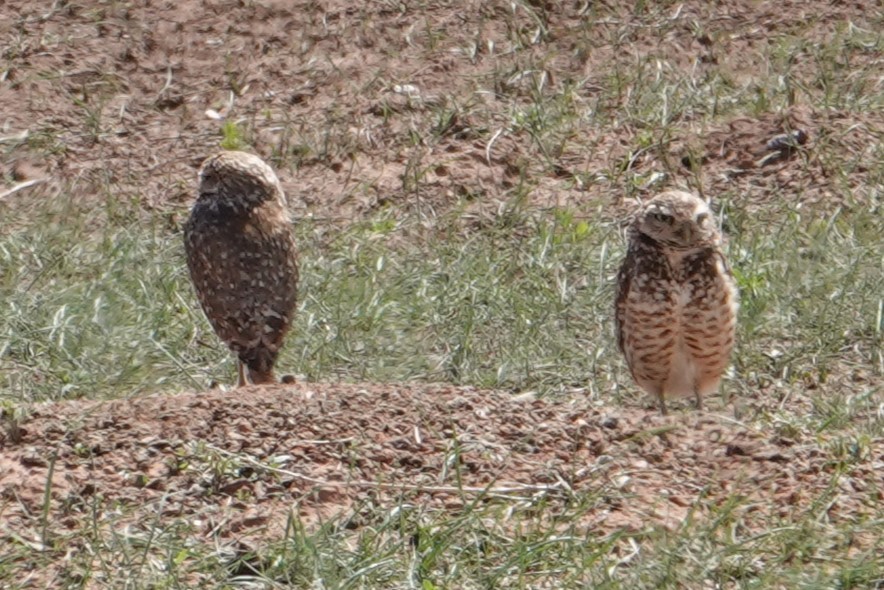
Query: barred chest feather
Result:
<box><xmin>619</xmin><ymin>244</ymin><xmax>738</xmax><ymax>399</ymax></box>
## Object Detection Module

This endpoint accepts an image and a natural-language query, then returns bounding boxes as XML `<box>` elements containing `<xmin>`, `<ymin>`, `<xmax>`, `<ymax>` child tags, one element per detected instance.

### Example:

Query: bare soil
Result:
<box><xmin>2</xmin><ymin>383</ymin><xmax>880</xmax><ymax>550</ymax></box>
<box><xmin>1</xmin><ymin>0</ymin><xmax>879</xmax><ymax>224</ymax></box>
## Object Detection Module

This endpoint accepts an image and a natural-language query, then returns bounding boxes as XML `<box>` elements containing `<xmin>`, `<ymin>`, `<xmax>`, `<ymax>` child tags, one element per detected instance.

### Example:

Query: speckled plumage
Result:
<box><xmin>184</xmin><ymin>151</ymin><xmax>298</xmax><ymax>386</ymax></box>
<box><xmin>615</xmin><ymin>190</ymin><xmax>738</xmax><ymax>414</ymax></box>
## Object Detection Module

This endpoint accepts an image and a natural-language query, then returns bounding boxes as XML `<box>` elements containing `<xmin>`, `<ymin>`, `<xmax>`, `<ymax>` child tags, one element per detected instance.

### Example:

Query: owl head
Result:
<box><xmin>197</xmin><ymin>151</ymin><xmax>286</xmax><ymax>211</ymax></box>
<box><xmin>635</xmin><ymin>190</ymin><xmax>720</xmax><ymax>250</ymax></box>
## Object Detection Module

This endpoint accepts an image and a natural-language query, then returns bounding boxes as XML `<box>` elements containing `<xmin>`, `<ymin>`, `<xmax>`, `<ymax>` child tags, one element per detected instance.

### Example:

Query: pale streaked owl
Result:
<box><xmin>615</xmin><ymin>190</ymin><xmax>738</xmax><ymax>414</ymax></box>
<box><xmin>184</xmin><ymin>151</ymin><xmax>299</xmax><ymax>387</ymax></box>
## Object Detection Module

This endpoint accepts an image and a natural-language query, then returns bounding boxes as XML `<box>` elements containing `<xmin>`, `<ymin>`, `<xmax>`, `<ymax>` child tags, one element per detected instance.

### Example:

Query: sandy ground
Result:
<box><xmin>1</xmin><ymin>0</ymin><xmax>878</xmax><ymax>225</ymax></box>
<box><xmin>3</xmin><ymin>382</ymin><xmax>880</xmax><ymax>551</ymax></box>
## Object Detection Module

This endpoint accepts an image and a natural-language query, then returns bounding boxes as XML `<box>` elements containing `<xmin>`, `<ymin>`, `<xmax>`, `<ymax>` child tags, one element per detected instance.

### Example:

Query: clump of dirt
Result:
<box><xmin>2</xmin><ymin>383</ymin><xmax>880</xmax><ymax>551</ymax></box>
<box><xmin>658</xmin><ymin>106</ymin><xmax>882</xmax><ymax>211</ymax></box>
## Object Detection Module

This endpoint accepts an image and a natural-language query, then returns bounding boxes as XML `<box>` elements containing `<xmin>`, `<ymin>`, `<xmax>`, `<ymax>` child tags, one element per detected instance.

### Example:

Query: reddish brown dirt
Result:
<box><xmin>2</xmin><ymin>383</ymin><xmax>881</xmax><ymax>551</ymax></box>
<box><xmin>1</xmin><ymin>0</ymin><xmax>878</xmax><ymax>226</ymax></box>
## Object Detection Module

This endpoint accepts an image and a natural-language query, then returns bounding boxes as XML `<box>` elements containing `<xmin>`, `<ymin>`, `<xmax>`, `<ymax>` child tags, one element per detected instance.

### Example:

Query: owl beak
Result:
<box><xmin>677</xmin><ymin>223</ymin><xmax>693</xmax><ymax>242</ymax></box>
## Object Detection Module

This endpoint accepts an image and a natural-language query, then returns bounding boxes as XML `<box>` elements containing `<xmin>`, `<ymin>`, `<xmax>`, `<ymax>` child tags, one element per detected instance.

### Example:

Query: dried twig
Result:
<box><xmin>204</xmin><ymin>444</ymin><xmax>564</xmax><ymax>497</ymax></box>
<box><xmin>0</xmin><ymin>130</ymin><xmax>29</xmax><ymax>144</ymax></box>
<box><xmin>0</xmin><ymin>178</ymin><xmax>48</xmax><ymax>201</ymax></box>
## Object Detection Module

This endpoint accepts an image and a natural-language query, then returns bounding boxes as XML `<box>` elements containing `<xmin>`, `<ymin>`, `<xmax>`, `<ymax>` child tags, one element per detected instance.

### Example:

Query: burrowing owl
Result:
<box><xmin>615</xmin><ymin>190</ymin><xmax>738</xmax><ymax>414</ymax></box>
<box><xmin>184</xmin><ymin>151</ymin><xmax>299</xmax><ymax>386</ymax></box>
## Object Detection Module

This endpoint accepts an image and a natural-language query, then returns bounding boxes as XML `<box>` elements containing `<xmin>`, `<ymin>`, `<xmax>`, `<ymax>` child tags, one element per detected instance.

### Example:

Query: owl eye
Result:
<box><xmin>651</xmin><ymin>211</ymin><xmax>673</xmax><ymax>224</ymax></box>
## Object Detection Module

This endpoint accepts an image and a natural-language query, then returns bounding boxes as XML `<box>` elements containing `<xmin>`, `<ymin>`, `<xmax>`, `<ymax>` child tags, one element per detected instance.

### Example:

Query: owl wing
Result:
<box><xmin>683</xmin><ymin>247</ymin><xmax>738</xmax><ymax>303</ymax></box>
<box><xmin>253</xmin><ymin>227</ymin><xmax>299</xmax><ymax>352</ymax></box>
<box><xmin>184</xmin><ymin>213</ymin><xmax>246</xmax><ymax>349</ymax></box>
<box><xmin>614</xmin><ymin>233</ymin><xmax>674</xmax><ymax>357</ymax></box>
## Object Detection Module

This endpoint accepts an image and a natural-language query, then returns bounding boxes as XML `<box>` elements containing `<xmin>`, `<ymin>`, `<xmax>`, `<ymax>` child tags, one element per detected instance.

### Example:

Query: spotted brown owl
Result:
<box><xmin>184</xmin><ymin>151</ymin><xmax>299</xmax><ymax>386</ymax></box>
<box><xmin>615</xmin><ymin>190</ymin><xmax>738</xmax><ymax>414</ymax></box>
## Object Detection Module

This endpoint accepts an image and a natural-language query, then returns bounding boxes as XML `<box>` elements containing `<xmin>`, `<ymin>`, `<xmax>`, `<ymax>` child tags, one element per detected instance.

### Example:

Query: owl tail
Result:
<box><xmin>239</xmin><ymin>347</ymin><xmax>279</xmax><ymax>385</ymax></box>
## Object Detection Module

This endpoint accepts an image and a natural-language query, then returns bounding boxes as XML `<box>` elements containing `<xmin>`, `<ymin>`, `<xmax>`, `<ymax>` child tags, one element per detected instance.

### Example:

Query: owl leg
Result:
<box><xmin>247</xmin><ymin>366</ymin><xmax>276</xmax><ymax>385</ymax></box>
<box><xmin>241</xmin><ymin>346</ymin><xmax>278</xmax><ymax>385</ymax></box>
<box><xmin>694</xmin><ymin>390</ymin><xmax>703</xmax><ymax>411</ymax></box>
<box><xmin>237</xmin><ymin>360</ymin><xmax>248</xmax><ymax>387</ymax></box>
<box><xmin>657</xmin><ymin>394</ymin><xmax>668</xmax><ymax>416</ymax></box>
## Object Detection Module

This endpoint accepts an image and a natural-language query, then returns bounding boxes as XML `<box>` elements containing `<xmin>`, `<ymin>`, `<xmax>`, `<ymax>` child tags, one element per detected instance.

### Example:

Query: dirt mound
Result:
<box><xmin>2</xmin><ymin>383</ymin><xmax>880</xmax><ymax>552</ymax></box>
